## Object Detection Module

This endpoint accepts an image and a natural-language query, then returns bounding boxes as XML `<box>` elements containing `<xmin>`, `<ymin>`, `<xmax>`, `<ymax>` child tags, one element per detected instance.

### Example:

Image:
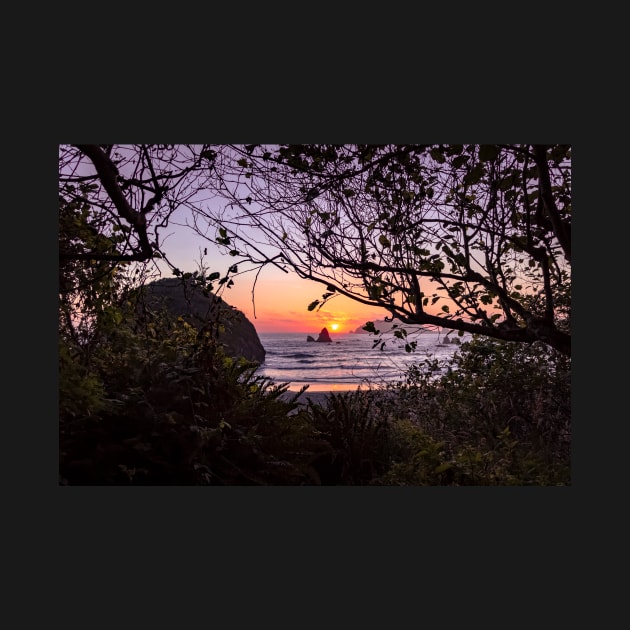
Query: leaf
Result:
<box><xmin>463</xmin><ymin>163</ymin><xmax>485</xmax><ymax>186</ymax></box>
<box><xmin>307</xmin><ymin>300</ymin><xmax>320</xmax><ymax>311</ymax></box>
<box><xmin>478</xmin><ymin>144</ymin><xmax>500</xmax><ymax>162</ymax></box>
<box><xmin>362</xmin><ymin>321</ymin><xmax>379</xmax><ymax>334</ymax></box>
<box><xmin>499</xmin><ymin>174</ymin><xmax>515</xmax><ymax>191</ymax></box>
<box><xmin>430</xmin><ymin>148</ymin><xmax>446</xmax><ymax>163</ymax></box>
<box><xmin>378</xmin><ymin>235</ymin><xmax>391</xmax><ymax>248</ymax></box>
<box><xmin>434</xmin><ymin>462</ymin><xmax>452</xmax><ymax>473</ymax></box>
<box><xmin>452</xmin><ymin>155</ymin><xmax>469</xmax><ymax>169</ymax></box>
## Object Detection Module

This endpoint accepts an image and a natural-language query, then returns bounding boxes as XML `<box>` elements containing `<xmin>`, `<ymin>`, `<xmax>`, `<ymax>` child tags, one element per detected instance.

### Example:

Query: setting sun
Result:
<box><xmin>330</xmin><ymin>323</ymin><xmax>339</xmax><ymax>331</ymax></box>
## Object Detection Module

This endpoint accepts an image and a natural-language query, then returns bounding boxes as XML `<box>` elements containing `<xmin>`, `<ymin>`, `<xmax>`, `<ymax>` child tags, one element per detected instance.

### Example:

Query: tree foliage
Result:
<box><xmin>198</xmin><ymin>144</ymin><xmax>571</xmax><ymax>355</ymax></box>
<box><xmin>58</xmin><ymin>144</ymin><xmax>234</xmax><ymax>373</ymax></box>
<box><xmin>59</xmin><ymin>144</ymin><xmax>222</xmax><ymax>266</ymax></box>
<box><xmin>59</xmin><ymin>144</ymin><xmax>571</xmax><ymax>355</ymax></box>
<box><xmin>58</xmin><ymin>144</ymin><xmax>571</xmax><ymax>485</ymax></box>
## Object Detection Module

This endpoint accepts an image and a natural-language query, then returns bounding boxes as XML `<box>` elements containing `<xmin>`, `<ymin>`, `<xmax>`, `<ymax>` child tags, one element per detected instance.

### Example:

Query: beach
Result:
<box><xmin>279</xmin><ymin>382</ymin><xmax>376</xmax><ymax>408</ymax></box>
<box><xmin>256</xmin><ymin>331</ymin><xmax>466</xmax><ymax>397</ymax></box>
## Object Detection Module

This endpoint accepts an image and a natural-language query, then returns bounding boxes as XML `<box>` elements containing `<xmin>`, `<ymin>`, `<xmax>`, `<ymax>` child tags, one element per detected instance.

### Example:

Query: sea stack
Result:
<box><xmin>316</xmin><ymin>327</ymin><xmax>333</xmax><ymax>343</ymax></box>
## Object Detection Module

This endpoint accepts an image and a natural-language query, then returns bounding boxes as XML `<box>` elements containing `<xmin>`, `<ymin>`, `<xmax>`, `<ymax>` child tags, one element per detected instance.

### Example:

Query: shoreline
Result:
<box><xmin>278</xmin><ymin>382</ymin><xmax>382</xmax><ymax>407</ymax></box>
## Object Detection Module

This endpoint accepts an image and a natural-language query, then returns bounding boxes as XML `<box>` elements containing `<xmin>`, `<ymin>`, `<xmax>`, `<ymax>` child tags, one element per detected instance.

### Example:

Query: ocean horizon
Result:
<box><xmin>255</xmin><ymin>329</ymin><xmax>469</xmax><ymax>392</ymax></box>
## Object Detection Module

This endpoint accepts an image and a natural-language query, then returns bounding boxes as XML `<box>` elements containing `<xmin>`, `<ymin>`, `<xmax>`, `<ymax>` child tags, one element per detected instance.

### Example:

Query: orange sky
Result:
<box><xmin>156</xmin><ymin>221</ymin><xmax>390</xmax><ymax>334</ymax></box>
<box><xmin>157</xmin><ymin>221</ymin><xmax>430</xmax><ymax>335</ymax></box>
<box><xmin>214</xmin><ymin>266</ymin><xmax>387</xmax><ymax>334</ymax></box>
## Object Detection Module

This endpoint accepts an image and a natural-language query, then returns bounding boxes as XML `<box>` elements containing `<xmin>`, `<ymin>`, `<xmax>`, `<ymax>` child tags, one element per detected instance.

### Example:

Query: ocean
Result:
<box><xmin>255</xmin><ymin>329</ymin><xmax>471</xmax><ymax>392</ymax></box>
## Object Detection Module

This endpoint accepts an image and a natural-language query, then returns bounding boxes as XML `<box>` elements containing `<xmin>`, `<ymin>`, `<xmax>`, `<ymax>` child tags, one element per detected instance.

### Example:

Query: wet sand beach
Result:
<box><xmin>279</xmin><ymin>382</ymin><xmax>376</xmax><ymax>407</ymax></box>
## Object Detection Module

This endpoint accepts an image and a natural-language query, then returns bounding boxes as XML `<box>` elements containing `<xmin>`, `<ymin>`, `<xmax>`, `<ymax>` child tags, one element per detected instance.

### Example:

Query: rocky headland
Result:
<box><xmin>141</xmin><ymin>277</ymin><xmax>266</xmax><ymax>363</ymax></box>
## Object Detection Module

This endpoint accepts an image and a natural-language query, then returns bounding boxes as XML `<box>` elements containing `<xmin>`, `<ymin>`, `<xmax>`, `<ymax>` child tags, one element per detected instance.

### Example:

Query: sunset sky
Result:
<box><xmin>158</xmin><ymin>220</ymin><xmax>390</xmax><ymax>334</ymax></box>
<box><xmin>61</xmin><ymin>145</ymin><xmax>465</xmax><ymax>335</ymax></box>
<box><xmin>60</xmin><ymin>146</ymin><xmax>399</xmax><ymax>335</ymax></box>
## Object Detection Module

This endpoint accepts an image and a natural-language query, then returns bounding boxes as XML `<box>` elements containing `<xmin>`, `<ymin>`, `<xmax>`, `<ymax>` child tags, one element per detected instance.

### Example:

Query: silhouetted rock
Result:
<box><xmin>141</xmin><ymin>277</ymin><xmax>266</xmax><ymax>363</ymax></box>
<box><xmin>316</xmin><ymin>327</ymin><xmax>333</xmax><ymax>343</ymax></box>
<box><xmin>443</xmin><ymin>334</ymin><xmax>461</xmax><ymax>345</ymax></box>
<box><xmin>306</xmin><ymin>335</ymin><xmax>316</xmax><ymax>342</ymax></box>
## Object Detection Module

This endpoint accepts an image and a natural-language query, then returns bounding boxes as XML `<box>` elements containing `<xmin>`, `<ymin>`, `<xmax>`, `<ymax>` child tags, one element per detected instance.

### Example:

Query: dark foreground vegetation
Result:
<box><xmin>60</xmin><ymin>303</ymin><xmax>570</xmax><ymax>486</ymax></box>
<box><xmin>59</xmin><ymin>144</ymin><xmax>571</xmax><ymax>485</ymax></box>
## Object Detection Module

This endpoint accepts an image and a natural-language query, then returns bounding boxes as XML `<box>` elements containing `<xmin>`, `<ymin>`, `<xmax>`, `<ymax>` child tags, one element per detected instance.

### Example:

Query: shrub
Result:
<box><xmin>307</xmin><ymin>390</ymin><xmax>391</xmax><ymax>485</ymax></box>
<box><xmin>59</xmin><ymin>299</ymin><xmax>328</xmax><ymax>485</ymax></box>
<box><xmin>377</xmin><ymin>336</ymin><xmax>572</xmax><ymax>485</ymax></box>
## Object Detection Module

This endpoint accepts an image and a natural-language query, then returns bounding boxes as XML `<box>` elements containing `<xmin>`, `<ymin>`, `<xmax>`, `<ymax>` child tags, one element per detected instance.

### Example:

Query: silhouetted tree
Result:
<box><xmin>196</xmin><ymin>144</ymin><xmax>571</xmax><ymax>356</ymax></box>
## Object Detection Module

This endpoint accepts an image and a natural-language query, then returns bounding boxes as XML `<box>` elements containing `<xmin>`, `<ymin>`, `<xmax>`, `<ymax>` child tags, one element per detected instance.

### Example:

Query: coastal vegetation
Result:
<box><xmin>59</xmin><ymin>144</ymin><xmax>571</xmax><ymax>485</ymax></box>
<box><xmin>59</xmin><ymin>289</ymin><xmax>570</xmax><ymax>484</ymax></box>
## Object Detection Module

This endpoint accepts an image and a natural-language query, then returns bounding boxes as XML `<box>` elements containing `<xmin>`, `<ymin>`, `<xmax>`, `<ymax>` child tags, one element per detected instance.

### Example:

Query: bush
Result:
<box><xmin>306</xmin><ymin>390</ymin><xmax>391</xmax><ymax>485</ymax></box>
<box><xmin>381</xmin><ymin>336</ymin><xmax>571</xmax><ymax>485</ymax></box>
<box><xmin>60</xmin><ymin>306</ymin><xmax>571</xmax><ymax>486</ymax></box>
<box><xmin>59</xmin><ymin>300</ymin><xmax>329</xmax><ymax>485</ymax></box>
<box><xmin>300</xmin><ymin>336</ymin><xmax>571</xmax><ymax>485</ymax></box>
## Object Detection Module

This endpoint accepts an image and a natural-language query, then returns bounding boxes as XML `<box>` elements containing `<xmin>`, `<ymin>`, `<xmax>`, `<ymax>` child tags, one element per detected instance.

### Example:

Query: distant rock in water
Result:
<box><xmin>306</xmin><ymin>335</ymin><xmax>316</xmax><ymax>342</ymax></box>
<box><xmin>316</xmin><ymin>327</ymin><xmax>333</xmax><ymax>343</ymax></box>
<box><xmin>443</xmin><ymin>333</ymin><xmax>461</xmax><ymax>345</ymax></box>
<box><xmin>140</xmin><ymin>277</ymin><xmax>265</xmax><ymax>363</ymax></box>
